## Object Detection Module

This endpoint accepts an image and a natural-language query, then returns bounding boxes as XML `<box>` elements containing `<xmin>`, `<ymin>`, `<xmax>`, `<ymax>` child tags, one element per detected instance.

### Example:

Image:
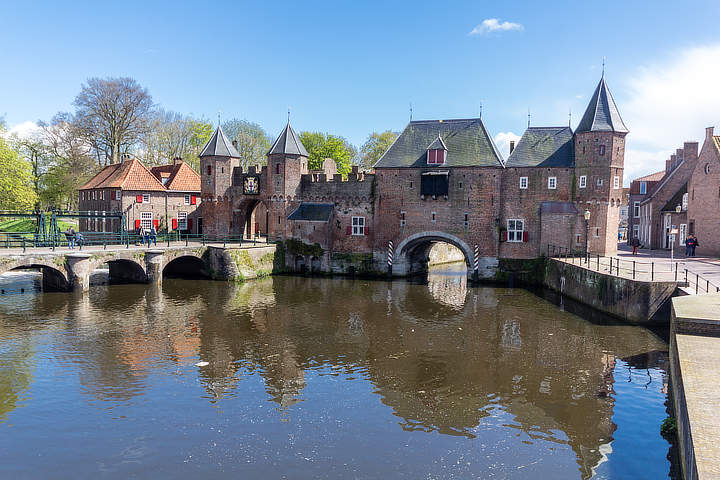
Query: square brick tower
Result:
<box><xmin>574</xmin><ymin>74</ymin><xmax>629</xmax><ymax>255</ymax></box>
<box><xmin>265</xmin><ymin>122</ymin><xmax>310</xmax><ymax>239</ymax></box>
<box><xmin>199</xmin><ymin>125</ymin><xmax>241</xmax><ymax>236</ymax></box>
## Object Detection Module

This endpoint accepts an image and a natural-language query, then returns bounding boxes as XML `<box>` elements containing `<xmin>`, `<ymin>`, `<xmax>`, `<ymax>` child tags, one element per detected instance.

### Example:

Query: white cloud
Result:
<box><xmin>494</xmin><ymin>131</ymin><xmax>521</xmax><ymax>159</ymax></box>
<box><xmin>621</xmin><ymin>44</ymin><xmax>720</xmax><ymax>183</ymax></box>
<box><xmin>469</xmin><ymin>19</ymin><xmax>523</xmax><ymax>36</ymax></box>
<box><xmin>6</xmin><ymin>121</ymin><xmax>42</xmax><ymax>140</ymax></box>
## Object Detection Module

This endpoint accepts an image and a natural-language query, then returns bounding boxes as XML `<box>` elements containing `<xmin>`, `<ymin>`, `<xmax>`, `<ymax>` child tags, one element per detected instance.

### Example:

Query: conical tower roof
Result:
<box><xmin>199</xmin><ymin>125</ymin><xmax>240</xmax><ymax>158</ymax></box>
<box><xmin>576</xmin><ymin>75</ymin><xmax>628</xmax><ymax>134</ymax></box>
<box><xmin>268</xmin><ymin>122</ymin><xmax>309</xmax><ymax>157</ymax></box>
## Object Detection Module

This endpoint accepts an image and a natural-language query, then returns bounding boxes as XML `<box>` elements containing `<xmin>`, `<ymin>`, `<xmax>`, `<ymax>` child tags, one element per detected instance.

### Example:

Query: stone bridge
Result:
<box><xmin>0</xmin><ymin>244</ymin><xmax>277</xmax><ymax>292</ymax></box>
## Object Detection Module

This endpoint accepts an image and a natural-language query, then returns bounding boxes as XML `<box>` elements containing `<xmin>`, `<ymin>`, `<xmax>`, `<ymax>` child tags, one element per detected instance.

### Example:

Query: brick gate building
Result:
<box><xmin>200</xmin><ymin>74</ymin><xmax>628</xmax><ymax>278</ymax></box>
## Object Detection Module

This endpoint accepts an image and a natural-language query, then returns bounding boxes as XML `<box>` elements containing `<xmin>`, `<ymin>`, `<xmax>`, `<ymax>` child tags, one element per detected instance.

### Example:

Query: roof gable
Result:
<box><xmin>80</xmin><ymin>159</ymin><xmax>169</xmax><ymax>192</ymax></box>
<box><xmin>427</xmin><ymin>136</ymin><xmax>448</xmax><ymax>151</ymax></box>
<box><xmin>150</xmin><ymin>162</ymin><xmax>200</xmax><ymax>192</ymax></box>
<box><xmin>268</xmin><ymin>122</ymin><xmax>309</xmax><ymax>157</ymax></box>
<box><xmin>374</xmin><ymin>118</ymin><xmax>503</xmax><ymax>168</ymax></box>
<box><xmin>661</xmin><ymin>183</ymin><xmax>687</xmax><ymax>212</ymax></box>
<box><xmin>576</xmin><ymin>75</ymin><xmax>628</xmax><ymax>134</ymax></box>
<box><xmin>200</xmin><ymin>125</ymin><xmax>240</xmax><ymax>158</ymax></box>
<box><xmin>506</xmin><ymin>127</ymin><xmax>574</xmax><ymax>167</ymax></box>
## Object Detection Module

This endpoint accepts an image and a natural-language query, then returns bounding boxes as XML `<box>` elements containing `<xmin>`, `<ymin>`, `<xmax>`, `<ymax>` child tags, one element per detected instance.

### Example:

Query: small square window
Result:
<box><xmin>519</xmin><ymin>177</ymin><xmax>528</xmax><ymax>189</ymax></box>
<box><xmin>115</xmin><ymin>190</ymin><xmax>121</xmax><ymax>201</ymax></box>
<box><xmin>579</xmin><ymin>175</ymin><xmax>587</xmax><ymax>188</ymax></box>
<box><xmin>463</xmin><ymin>213</ymin><xmax>469</xmax><ymax>228</ymax></box>
<box><xmin>548</xmin><ymin>177</ymin><xmax>557</xmax><ymax>190</ymax></box>
<box><xmin>613</xmin><ymin>176</ymin><xmax>620</xmax><ymax>189</ymax></box>
<box><xmin>142</xmin><ymin>194</ymin><xmax>150</xmax><ymax>203</ymax></box>
<box><xmin>184</xmin><ymin>194</ymin><xmax>191</xmax><ymax>205</ymax></box>
<box><xmin>507</xmin><ymin>219</ymin><xmax>524</xmax><ymax>242</ymax></box>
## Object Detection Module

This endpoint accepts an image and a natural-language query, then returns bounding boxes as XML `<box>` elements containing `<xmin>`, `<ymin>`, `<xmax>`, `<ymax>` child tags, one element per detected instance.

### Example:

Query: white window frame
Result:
<box><xmin>184</xmin><ymin>194</ymin><xmax>191</xmax><ymax>205</ymax></box>
<box><xmin>682</xmin><ymin>193</ymin><xmax>688</xmax><ymax>211</ymax></box>
<box><xmin>519</xmin><ymin>177</ymin><xmax>528</xmax><ymax>189</ymax></box>
<box><xmin>613</xmin><ymin>176</ymin><xmax>620</xmax><ymax>189</ymax></box>
<box><xmin>141</xmin><ymin>212</ymin><xmax>153</xmax><ymax>231</ymax></box>
<box><xmin>597</xmin><ymin>178</ymin><xmax>604</xmax><ymax>187</ymax></box>
<box><xmin>633</xmin><ymin>201</ymin><xmax>640</xmax><ymax>218</ymax></box>
<box><xmin>679</xmin><ymin>224</ymin><xmax>687</xmax><ymax>245</ymax></box>
<box><xmin>579</xmin><ymin>175</ymin><xmax>587</xmax><ymax>188</ymax></box>
<box><xmin>507</xmin><ymin>219</ymin><xmax>524</xmax><ymax>242</ymax></box>
<box><xmin>547</xmin><ymin>177</ymin><xmax>557</xmax><ymax>190</ymax></box>
<box><xmin>92</xmin><ymin>190</ymin><xmax>97</xmax><ymax>200</ymax></box>
<box><xmin>142</xmin><ymin>193</ymin><xmax>150</xmax><ymax>203</ymax></box>
<box><xmin>177</xmin><ymin>211</ymin><xmax>188</xmax><ymax>230</ymax></box>
<box><xmin>351</xmin><ymin>216</ymin><xmax>365</xmax><ymax>236</ymax></box>
<box><xmin>114</xmin><ymin>190</ymin><xmax>121</xmax><ymax>201</ymax></box>
<box><xmin>640</xmin><ymin>182</ymin><xmax>647</xmax><ymax>194</ymax></box>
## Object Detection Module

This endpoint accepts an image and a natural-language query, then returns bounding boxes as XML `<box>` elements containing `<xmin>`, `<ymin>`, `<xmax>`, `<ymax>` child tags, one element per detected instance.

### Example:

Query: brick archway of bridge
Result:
<box><xmin>392</xmin><ymin>231</ymin><xmax>474</xmax><ymax>278</ymax></box>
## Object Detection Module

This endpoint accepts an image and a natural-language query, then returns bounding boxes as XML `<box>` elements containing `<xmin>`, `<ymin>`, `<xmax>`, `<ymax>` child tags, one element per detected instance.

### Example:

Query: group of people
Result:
<box><xmin>136</xmin><ymin>225</ymin><xmax>157</xmax><ymax>247</ymax></box>
<box><xmin>63</xmin><ymin>227</ymin><xmax>83</xmax><ymax>249</ymax></box>
<box><xmin>685</xmin><ymin>235</ymin><xmax>699</xmax><ymax>257</ymax></box>
<box><xmin>630</xmin><ymin>234</ymin><xmax>700</xmax><ymax>257</ymax></box>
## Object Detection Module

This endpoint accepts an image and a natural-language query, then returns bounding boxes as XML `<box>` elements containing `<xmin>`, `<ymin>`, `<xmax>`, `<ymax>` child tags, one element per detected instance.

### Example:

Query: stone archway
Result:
<box><xmin>393</xmin><ymin>231</ymin><xmax>475</xmax><ymax>279</ymax></box>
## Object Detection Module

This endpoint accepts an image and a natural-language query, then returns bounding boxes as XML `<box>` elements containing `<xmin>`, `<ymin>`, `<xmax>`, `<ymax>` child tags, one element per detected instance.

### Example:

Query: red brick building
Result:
<box><xmin>627</xmin><ymin>170</ymin><xmax>664</xmax><ymax>245</ymax></box>
<box><xmin>200</xmin><ymin>74</ymin><xmax>628</xmax><ymax>278</ymax></box>
<box><xmin>687</xmin><ymin>127</ymin><xmax>720</xmax><ymax>256</ymax></box>
<box><xmin>78</xmin><ymin>157</ymin><xmax>201</xmax><ymax>234</ymax></box>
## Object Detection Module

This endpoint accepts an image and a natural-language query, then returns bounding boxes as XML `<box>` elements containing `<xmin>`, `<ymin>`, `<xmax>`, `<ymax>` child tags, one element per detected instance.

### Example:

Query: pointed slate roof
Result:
<box><xmin>576</xmin><ymin>75</ymin><xmax>628</xmax><ymax>134</ymax></box>
<box><xmin>374</xmin><ymin>118</ymin><xmax>503</xmax><ymax>168</ymax></box>
<box><xmin>427</xmin><ymin>136</ymin><xmax>448</xmax><ymax>151</ymax></box>
<box><xmin>268</xmin><ymin>122</ymin><xmax>309</xmax><ymax>157</ymax></box>
<box><xmin>199</xmin><ymin>125</ymin><xmax>240</xmax><ymax>158</ymax></box>
<box><xmin>506</xmin><ymin>127</ymin><xmax>574</xmax><ymax>167</ymax></box>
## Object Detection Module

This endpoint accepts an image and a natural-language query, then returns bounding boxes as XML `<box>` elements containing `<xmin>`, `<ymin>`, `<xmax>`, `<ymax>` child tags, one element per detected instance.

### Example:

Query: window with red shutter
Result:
<box><xmin>346</xmin><ymin>226</ymin><xmax>352</xmax><ymax>235</ymax></box>
<box><xmin>172</xmin><ymin>218</ymin><xmax>178</xmax><ymax>230</ymax></box>
<box><xmin>501</xmin><ymin>231</ymin><xmax>507</xmax><ymax>242</ymax></box>
<box><xmin>364</xmin><ymin>226</ymin><xmax>369</xmax><ymax>236</ymax></box>
<box><xmin>136</xmin><ymin>195</ymin><xmax>143</xmax><ymax>203</ymax></box>
<box><xmin>188</xmin><ymin>219</ymin><xmax>193</xmax><ymax>231</ymax></box>
<box><xmin>135</xmin><ymin>219</ymin><xmax>141</xmax><ymax>229</ymax></box>
<box><xmin>153</xmin><ymin>220</ymin><xmax>159</xmax><ymax>229</ymax></box>
<box><xmin>522</xmin><ymin>231</ymin><xmax>529</xmax><ymax>242</ymax></box>
<box><xmin>191</xmin><ymin>195</ymin><xmax>197</xmax><ymax>205</ymax></box>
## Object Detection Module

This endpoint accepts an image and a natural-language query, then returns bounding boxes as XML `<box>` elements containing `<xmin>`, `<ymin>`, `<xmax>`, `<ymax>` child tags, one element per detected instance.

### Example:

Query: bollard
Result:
<box><xmin>685</xmin><ymin>269</ymin><xmax>688</xmax><ymax>284</ymax></box>
<box><xmin>185</xmin><ymin>234</ymin><xmax>188</xmax><ymax>247</ymax></box>
<box><xmin>616</xmin><ymin>258</ymin><xmax>620</xmax><ymax>276</ymax></box>
<box><xmin>675</xmin><ymin>262</ymin><xmax>678</xmax><ymax>282</ymax></box>
<box><xmin>651</xmin><ymin>262</ymin><xmax>654</xmax><ymax>281</ymax></box>
<box><xmin>707</xmin><ymin>279</ymin><xmax>710</xmax><ymax>293</ymax></box>
<box><xmin>597</xmin><ymin>255</ymin><xmax>600</xmax><ymax>271</ymax></box>
<box><xmin>609</xmin><ymin>257</ymin><xmax>612</xmax><ymax>274</ymax></box>
<box><xmin>633</xmin><ymin>261</ymin><xmax>635</xmax><ymax>279</ymax></box>
<box><xmin>696</xmin><ymin>274</ymin><xmax>699</xmax><ymax>294</ymax></box>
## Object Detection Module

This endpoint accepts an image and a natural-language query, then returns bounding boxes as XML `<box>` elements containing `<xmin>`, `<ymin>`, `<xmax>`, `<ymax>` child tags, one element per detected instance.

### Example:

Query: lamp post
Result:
<box><xmin>584</xmin><ymin>209</ymin><xmax>591</xmax><ymax>264</ymax></box>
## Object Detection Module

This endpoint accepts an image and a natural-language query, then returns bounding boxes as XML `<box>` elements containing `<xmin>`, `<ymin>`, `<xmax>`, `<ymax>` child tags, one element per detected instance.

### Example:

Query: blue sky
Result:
<box><xmin>3</xmin><ymin>0</ymin><xmax>720</xmax><ymax>182</ymax></box>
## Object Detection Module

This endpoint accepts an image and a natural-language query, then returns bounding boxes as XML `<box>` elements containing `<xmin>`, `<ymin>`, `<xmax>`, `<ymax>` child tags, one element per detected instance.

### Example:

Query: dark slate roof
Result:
<box><xmin>374</xmin><ymin>118</ymin><xmax>503</xmax><ymax>168</ymax></box>
<box><xmin>541</xmin><ymin>201</ymin><xmax>579</xmax><ymax>215</ymax></box>
<box><xmin>661</xmin><ymin>183</ymin><xmax>688</xmax><ymax>212</ymax></box>
<box><xmin>199</xmin><ymin>126</ymin><xmax>240</xmax><ymax>158</ymax></box>
<box><xmin>576</xmin><ymin>75</ymin><xmax>629</xmax><ymax>134</ymax></box>
<box><xmin>287</xmin><ymin>203</ymin><xmax>334</xmax><ymax>222</ymax></box>
<box><xmin>268</xmin><ymin>122</ymin><xmax>309</xmax><ymax>157</ymax></box>
<box><xmin>427</xmin><ymin>136</ymin><xmax>448</xmax><ymax>151</ymax></box>
<box><xmin>505</xmin><ymin>127</ymin><xmax>574</xmax><ymax>167</ymax></box>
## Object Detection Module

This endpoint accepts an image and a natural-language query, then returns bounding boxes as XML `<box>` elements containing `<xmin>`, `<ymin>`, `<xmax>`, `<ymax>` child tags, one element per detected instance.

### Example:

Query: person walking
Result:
<box><xmin>691</xmin><ymin>235</ymin><xmax>699</xmax><ymax>257</ymax></box>
<box><xmin>684</xmin><ymin>235</ymin><xmax>693</xmax><ymax>257</ymax></box>
<box><xmin>74</xmin><ymin>231</ymin><xmax>83</xmax><ymax>249</ymax></box>
<box><xmin>149</xmin><ymin>225</ymin><xmax>157</xmax><ymax>247</ymax></box>
<box><xmin>137</xmin><ymin>225</ymin><xmax>146</xmax><ymax>247</ymax></box>
<box><xmin>65</xmin><ymin>227</ymin><xmax>75</xmax><ymax>249</ymax></box>
<box><xmin>631</xmin><ymin>236</ymin><xmax>640</xmax><ymax>255</ymax></box>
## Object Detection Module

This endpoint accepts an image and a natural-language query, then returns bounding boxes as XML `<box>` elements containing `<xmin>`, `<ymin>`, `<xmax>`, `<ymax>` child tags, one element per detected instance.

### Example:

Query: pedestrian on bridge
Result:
<box><xmin>149</xmin><ymin>226</ymin><xmax>157</xmax><ymax>247</ymax></box>
<box><xmin>65</xmin><ymin>227</ymin><xmax>75</xmax><ymax>249</ymax></box>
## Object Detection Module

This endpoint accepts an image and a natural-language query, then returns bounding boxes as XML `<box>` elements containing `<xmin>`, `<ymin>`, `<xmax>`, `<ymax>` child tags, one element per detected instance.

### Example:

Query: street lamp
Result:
<box><xmin>584</xmin><ymin>209</ymin><xmax>591</xmax><ymax>263</ymax></box>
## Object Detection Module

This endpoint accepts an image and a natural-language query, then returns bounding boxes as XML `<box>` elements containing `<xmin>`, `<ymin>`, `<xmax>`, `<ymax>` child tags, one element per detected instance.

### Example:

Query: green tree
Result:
<box><xmin>0</xmin><ymin>125</ymin><xmax>37</xmax><ymax>210</ymax></box>
<box><xmin>13</xmin><ymin>135</ymin><xmax>50</xmax><ymax>210</ymax></box>
<box><xmin>298</xmin><ymin>131</ymin><xmax>356</xmax><ymax>175</ymax></box>
<box><xmin>139</xmin><ymin>110</ymin><xmax>213</xmax><ymax>171</ymax></box>
<box><xmin>222</xmin><ymin>119</ymin><xmax>272</xmax><ymax>169</ymax></box>
<box><xmin>360</xmin><ymin>130</ymin><xmax>398</xmax><ymax>168</ymax></box>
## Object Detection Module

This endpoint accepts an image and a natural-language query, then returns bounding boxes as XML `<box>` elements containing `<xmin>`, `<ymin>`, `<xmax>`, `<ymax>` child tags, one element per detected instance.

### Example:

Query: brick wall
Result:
<box><xmin>687</xmin><ymin>128</ymin><xmax>720</xmax><ymax>256</ymax></box>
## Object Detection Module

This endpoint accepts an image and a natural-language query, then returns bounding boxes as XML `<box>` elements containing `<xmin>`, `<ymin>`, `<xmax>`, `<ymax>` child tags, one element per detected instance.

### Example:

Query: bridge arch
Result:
<box><xmin>104</xmin><ymin>259</ymin><xmax>148</xmax><ymax>284</ymax></box>
<box><xmin>1</xmin><ymin>262</ymin><xmax>70</xmax><ymax>292</ymax></box>
<box><xmin>393</xmin><ymin>231</ymin><xmax>474</xmax><ymax>279</ymax></box>
<box><xmin>163</xmin><ymin>255</ymin><xmax>210</xmax><ymax>279</ymax></box>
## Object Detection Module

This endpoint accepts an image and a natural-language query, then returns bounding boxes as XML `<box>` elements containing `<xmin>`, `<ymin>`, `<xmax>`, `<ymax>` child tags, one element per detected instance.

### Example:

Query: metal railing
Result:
<box><xmin>547</xmin><ymin>244</ymin><xmax>720</xmax><ymax>295</ymax></box>
<box><xmin>0</xmin><ymin>231</ymin><xmax>271</xmax><ymax>252</ymax></box>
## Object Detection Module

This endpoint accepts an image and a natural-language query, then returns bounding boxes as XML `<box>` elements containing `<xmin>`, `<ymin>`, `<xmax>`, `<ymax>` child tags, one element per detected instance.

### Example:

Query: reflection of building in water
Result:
<box><xmin>426</xmin><ymin>266</ymin><xmax>467</xmax><ymax>309</ymax></box>
<box><xmin>0</xmin><ymin>337</ymin><xmax>34</xmax><ymax>421</ymax></box>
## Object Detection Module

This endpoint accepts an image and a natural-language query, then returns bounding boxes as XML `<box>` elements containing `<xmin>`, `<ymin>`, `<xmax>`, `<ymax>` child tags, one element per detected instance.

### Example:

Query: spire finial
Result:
<box><xmin>527</xmin><ymin>108</ymin><xmax>531</xmax><ymax>128</ymax></box>
<box><xmin>409</xmin><ymin>102</ymin><xmax>413</xmax><ymax>122</ymax></box>
<box><xmin>569</xmin><ymin>108</ymin><xmax>572</xmax><ymax>127</ymax></box>
<box><xmin>287</xmin><ymin>107</ymin><xmax>291</xmax><ymax>123</ymax></box>
<box><xmin>479</xmin><ymin>101</ymin><xmax>483</xmax><ymax>119</ymax></box>
<box><xmin>217</xmin><ymin>110</ymin><xmax>221</xmax><ymax>127</ymax></box>
<box><xmin>602</xmin><ymin>56</ymin><xmax>606</xmax><ymax>76</ymax></box>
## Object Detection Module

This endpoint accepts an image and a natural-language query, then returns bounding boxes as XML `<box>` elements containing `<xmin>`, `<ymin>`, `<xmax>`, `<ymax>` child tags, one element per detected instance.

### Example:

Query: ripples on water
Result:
<box><xmin>0</xmin><ymin>264</ymin><xmax>674</xmax><ymax>479</ymax></box>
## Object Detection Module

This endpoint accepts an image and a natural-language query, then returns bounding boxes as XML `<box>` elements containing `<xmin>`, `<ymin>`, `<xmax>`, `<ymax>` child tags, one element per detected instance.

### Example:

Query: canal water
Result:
<box><xmin>0</xmin><ymin>264</ymin><xmax>674</xmax><ymax>479</ymax></box>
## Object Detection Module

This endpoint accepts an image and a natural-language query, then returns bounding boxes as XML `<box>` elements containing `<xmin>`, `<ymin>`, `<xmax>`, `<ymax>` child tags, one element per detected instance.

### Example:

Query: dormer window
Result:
<box><xmin>426</xmin><ymin>136</ymin><xmax>448</xmax><ymax>165</ymax></box>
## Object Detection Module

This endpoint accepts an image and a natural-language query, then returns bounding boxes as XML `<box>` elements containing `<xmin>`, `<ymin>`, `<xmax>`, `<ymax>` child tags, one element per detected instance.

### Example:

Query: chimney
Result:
<box><xmin>173</xmin><ymin>156</ymin><xmax>182</xmax><ymax>165</ymax></box>
<box><xmin>683</xmin><ymin>142</ymin><xmax>699</xmax><ymax>161</ymax></box>
<box><xmin>706</xmin><ymin>126</ymin><xmax>715</xmax><ymax>140</ymax></box>
<box><xmin>509</xmin><ymin>140</ymin><xmax>515</xmax><ymax>154</ymax></box>
<box><xmin>665</xmin><ymin>159</ymin><xmax>671</xmax><ymax>173</ymax></box>
<box><xmin>232</xmin><ymin>140</ymin><xmax>238</xmax><ymax>150</ymax></box>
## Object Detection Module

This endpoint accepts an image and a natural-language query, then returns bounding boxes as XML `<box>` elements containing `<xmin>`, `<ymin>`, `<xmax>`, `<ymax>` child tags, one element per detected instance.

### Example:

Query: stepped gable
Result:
<box><xmin>268</xmin><ymin>122</ymin><xmax>309</xmax><ymax>157</ymax></box>
<box><xmin>506</xmin><ymin>127</ymin><xmax>574</xmax><ymax>167</ymax></box>
<box><xmin>79</xmin><ymin>158</ymin><xmax>166</xmax><ymax>191</ymax></box>
<box><xmin>374</xmin><ymin>118</ymin><xmax>504</xmax><ymax>168</ymax></box>
<box><xmin>576</xmin><ymin>74</ymin><xmax>628</xmax><ymax>134</ymax></box>
<box><xmin>150</xmin><ymin>162</ymin><xmax>200</xmax><ymax>192</ymax></box>
<box><xmin>200</xmin><ymin>125</ymin><xmax>240</xmax><ymax>158</ymax></box>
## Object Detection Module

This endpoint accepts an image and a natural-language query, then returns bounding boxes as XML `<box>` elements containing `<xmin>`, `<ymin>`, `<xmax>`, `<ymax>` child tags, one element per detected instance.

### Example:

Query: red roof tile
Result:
<box><xmin>79</xmin><ymin>159</ymin><xmax>167</xmax><ymax>191</ymax></box>
<box><xmin>150</xmin><ymin>162</ymin><xmax>200</xmax><ymax>192</ymax></box>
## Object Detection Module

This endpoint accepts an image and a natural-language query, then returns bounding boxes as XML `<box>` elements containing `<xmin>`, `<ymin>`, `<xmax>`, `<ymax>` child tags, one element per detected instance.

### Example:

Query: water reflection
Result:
<box><xmin>0</xmin><ymin>268</ymin><xmax>671</xmax><ymax>479</ymax></box>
